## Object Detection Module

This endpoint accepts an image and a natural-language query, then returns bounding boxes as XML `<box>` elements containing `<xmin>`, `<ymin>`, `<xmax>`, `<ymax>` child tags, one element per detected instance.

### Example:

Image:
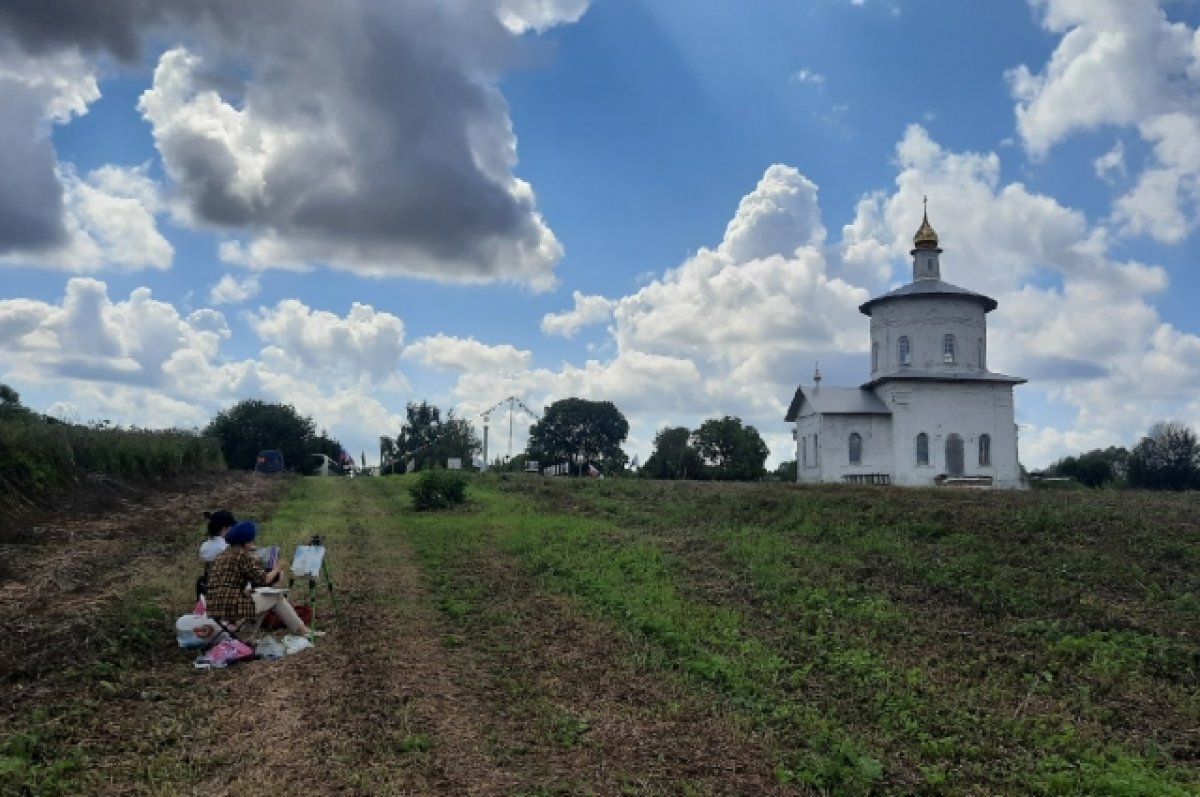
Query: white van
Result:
<box><xmin>311</xmin><ymin>453</ymin><xmax>338</xmax><ymax>476</ymax></box>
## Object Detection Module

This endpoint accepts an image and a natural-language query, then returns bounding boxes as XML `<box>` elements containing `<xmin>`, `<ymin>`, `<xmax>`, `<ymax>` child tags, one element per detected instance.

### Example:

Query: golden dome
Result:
<box><xmin>913</xmin><ymin>199</ymin><xmax>939</xmax><ymax>249</ymax></box>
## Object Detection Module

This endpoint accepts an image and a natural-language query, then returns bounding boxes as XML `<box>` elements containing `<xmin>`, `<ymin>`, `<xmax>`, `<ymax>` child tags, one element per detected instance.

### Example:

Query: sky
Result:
<box><xmin>1</xmin><ymin>0</ymin><xmax>1199</xmax><ymax>471</ymax></box>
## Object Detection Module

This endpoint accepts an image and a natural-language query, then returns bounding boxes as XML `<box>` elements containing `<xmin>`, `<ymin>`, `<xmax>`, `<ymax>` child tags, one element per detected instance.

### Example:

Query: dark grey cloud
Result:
<box><xmin>0</xmin><ymin>79</ymin><xmax>67</xmax><ymax>250</ymax></box>
<box><xmin>0</xmin><ymin>0</ymin><xmax>573</xmax><ymax>285</ymax></box>
<box><xmin>1021</xmin><ymin>355</ymin><xmax>1109</xmax><ymax>382</ymax></box>
<box><xmin>0</xmin><ymin>0</ymin><xmax>166</xmax><ymax>62</ymax></box>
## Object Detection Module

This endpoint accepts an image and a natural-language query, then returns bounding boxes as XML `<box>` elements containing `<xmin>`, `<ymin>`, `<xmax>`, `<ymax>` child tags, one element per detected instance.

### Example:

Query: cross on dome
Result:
<box><xmin>912</xmin><ymin>196</ymin><xmax>940</xmax><ymax>250</ymax></box>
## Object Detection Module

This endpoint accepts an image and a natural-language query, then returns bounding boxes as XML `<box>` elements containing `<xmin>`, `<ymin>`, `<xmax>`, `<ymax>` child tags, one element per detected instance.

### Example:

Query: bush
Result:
<box><xmin>409</xmin><ymin>469</ymin><xmax>468</xmax><ymax>510</ymax></box>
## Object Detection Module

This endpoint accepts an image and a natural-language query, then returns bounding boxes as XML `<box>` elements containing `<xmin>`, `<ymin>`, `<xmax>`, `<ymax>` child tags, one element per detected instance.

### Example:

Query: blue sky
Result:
<box><xmin>1</xmin><ymin>0</ymin><xmax>1198</xmax><ymax>469</ymax></box>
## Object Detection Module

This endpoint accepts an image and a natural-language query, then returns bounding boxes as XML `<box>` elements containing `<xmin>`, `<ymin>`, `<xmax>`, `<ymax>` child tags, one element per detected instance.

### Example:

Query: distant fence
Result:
<box><xmin>842</xmin><ymin>473</ymin><xmax>892</xmax><ymax>485</ymax></box>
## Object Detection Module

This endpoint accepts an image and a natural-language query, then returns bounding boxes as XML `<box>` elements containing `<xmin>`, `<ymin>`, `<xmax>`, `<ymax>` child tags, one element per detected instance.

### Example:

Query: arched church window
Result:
<box><xmin>872</xmin><ymin>342</ymin><xmax>878</xmax><ymax>371</ymax></box>
<box><xmin>943</xmin><ymin>334</ymin><xmax>956</xmax><ymax>364</ymax></box>
<box><xmin>898</xmin><ymin>336</ymin><xmax>911</xmax><ymax>366</ymax></box>
<box><xmin>916</xmin><ymin>433</ymin><xmax>929</xmax><ymax>465</ymax></box>
<box><xmin>849</xmin><ymin>433</ymin><xmax>862</xmax><ymax>465</ymax></box>
<box><xmin>979</xmin><ymin>434</ymin><xmax>991</xmax><ymax>467</ymax></box>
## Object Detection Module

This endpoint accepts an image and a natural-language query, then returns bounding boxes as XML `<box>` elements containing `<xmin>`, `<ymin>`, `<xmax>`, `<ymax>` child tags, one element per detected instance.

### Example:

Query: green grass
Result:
<box><xmin>452</xmin><ymin>476</ymin><xmax>1200</xmax><ymax>795</ymax></box>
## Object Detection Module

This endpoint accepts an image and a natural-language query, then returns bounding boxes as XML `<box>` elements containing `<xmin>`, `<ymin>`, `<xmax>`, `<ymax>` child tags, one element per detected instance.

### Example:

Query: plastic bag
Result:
<box><xmin>281</xmin><ymin>634</ymin><xmax>313</xmax><ymax>655</ymax></box>
<box><xmin>255</xmin><ymin>635</ymin><xmax>286</xmax><ymax>660</ymax></box>
<box><xmin>176</xmin><ymin>614</ymin><xmax>222</xmax><ymax>648</ymax></box>
<box><xmin>193</xmin><ymin>637</ymin><xmax>254</xmax><ymax>669</ymax></box>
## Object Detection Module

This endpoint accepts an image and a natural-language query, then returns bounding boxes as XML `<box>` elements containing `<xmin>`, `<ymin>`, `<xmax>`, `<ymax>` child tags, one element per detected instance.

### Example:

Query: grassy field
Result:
<box><xmin>2</xmin><ymin>474</ymin><xmax>1198</xmax><ymax>796</ymax></box>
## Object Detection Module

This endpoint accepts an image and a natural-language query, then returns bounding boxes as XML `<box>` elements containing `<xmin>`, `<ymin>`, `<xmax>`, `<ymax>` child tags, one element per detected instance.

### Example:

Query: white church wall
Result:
<box><xmin>869</xmin><ymin>298</ymin><xmax>988</xmax><ymax>377</ymax></box>
<box><xmin>795</xmin><ymin>410</ymin><xmax>822</xmax><ymax>484</ymax></box>
<box><xmin>876</xmin><ymin>381</ymin><xmax>1021</xmax><ymax>488</ymax></box>
<box><xmin>817</xmin><ymin>415</ymin><xmax>894</xmax><ymax>483</ymax></box>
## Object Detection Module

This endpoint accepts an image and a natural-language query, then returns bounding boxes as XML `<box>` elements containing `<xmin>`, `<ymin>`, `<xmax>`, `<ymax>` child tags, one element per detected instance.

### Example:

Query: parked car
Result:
<box><xmin>255</xmin><ymin>449</ymin><xmax>284</xmax><ymax>474</ymax></box>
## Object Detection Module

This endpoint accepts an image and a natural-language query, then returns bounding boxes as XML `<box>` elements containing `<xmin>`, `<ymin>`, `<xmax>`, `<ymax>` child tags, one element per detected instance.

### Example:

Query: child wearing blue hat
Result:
<box><xmin>206</xmin><ymin>520</ymin><xmax>312</xmax><ymax>637</ymax></box>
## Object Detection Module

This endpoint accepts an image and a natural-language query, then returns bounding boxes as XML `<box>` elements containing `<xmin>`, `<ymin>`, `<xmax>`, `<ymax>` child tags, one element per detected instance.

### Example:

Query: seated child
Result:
<box><xmin>206</xmin><ymin>520</ymin><xmax>313</xmax><ymax>637</ymax></box>
<box><xmin>200</xmin><ymin>509</ymin><xmax>236</xmax><ymax>562</ymax></box>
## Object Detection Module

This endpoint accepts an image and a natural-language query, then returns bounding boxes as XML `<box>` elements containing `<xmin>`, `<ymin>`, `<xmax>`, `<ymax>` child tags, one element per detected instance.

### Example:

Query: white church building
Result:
<box><xmin>785</xmin><ymin>208</ymin><xmax>1026</xmax><ymax>488</ymax></box>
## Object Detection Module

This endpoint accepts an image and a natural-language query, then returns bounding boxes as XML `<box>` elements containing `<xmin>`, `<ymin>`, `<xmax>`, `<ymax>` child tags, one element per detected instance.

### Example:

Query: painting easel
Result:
<box><xmin>290</xmin><ymin>542</ymin><xmax>341</xmax><ymax>638</ymax></box>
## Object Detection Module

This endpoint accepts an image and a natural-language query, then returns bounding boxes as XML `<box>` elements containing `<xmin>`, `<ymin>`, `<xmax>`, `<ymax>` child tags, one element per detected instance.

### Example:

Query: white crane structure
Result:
<box><xmin>478</xmin><ymin>396</ymin><xmax>541</xmax><ymax>466</ymax></box>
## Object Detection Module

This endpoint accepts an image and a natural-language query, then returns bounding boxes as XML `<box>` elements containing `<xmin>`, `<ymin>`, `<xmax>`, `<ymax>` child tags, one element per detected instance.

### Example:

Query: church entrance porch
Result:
<box><xmin>946</xmin><ymin>434</ymin><xmax>964</xmax><ymax>476</ymax></box>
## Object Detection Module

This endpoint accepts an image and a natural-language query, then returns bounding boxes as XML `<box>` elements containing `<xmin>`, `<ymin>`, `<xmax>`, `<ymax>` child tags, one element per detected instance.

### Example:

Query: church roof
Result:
<box><xmin>858</xmin><ymin>279</ymin><xmax>998</xmax><ymax>315</ymax></box>
<box><xmin>862</xmin><ymin>368</ymin><xmax>1027</xmax><ymax>389</ymax></box>
<box><xmin>784</xmin><ymin>385</ymin><xmax>891</xmax><ymax>422</ymax></box>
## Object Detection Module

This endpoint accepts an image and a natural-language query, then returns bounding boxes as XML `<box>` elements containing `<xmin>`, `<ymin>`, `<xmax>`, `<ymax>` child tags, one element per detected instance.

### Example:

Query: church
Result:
<box><xmin>784</xmin><ymin>207</ymin><xmax>1026</xmax><ymax>488</ymax></box>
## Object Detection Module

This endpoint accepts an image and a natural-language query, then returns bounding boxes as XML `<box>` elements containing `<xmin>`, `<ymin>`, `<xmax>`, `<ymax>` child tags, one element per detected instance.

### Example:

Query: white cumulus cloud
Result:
<box><xmin>248</xmin><ymin>300</ymin><xmax>407</xmax><ymax>382</ymax></box>
<box><xmin>403</xmin><ymin>334</ymin><xmax>532</xmax><ymax>374</ymax></box>
<box><xmin>541</xmin><ymin>291</ymin><xmax>617</xmax><ymax>337</ymax></box>
<box><xmin>1008</xmin><ymin>0</ymin><xmax>1200</xmax><ymax>242</ymax></box>
<box><xmin>209</xmin><ymin>274</ymin><xmax>261</xmax><ymax>305</ymax></box>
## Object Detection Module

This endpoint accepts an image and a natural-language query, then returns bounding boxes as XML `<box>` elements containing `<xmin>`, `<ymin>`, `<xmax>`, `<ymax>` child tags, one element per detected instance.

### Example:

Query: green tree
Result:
<box><xmin>396</xmin><ymin>401</ymin><xmax>481</xmax><ymax>471</ymax></box>
<box><xmin>0</xmin><ymin>383</ymin><xmax>21</xmax><ymax>410</ymax></box>
<box><xmin>527</xmin><ymin>398</ymin><xmax>629</xmax><ymax>475</ymax></box>
<box><xmin>203</xmin><ymin>399</ymin><xmax>340</xmax><ymax>472</ymax></box>
<box><xmin>1047</xmin><ymin>446</ymin><xmax>1128</xmax><ymax>488</ymax></box>
<box><xmin>773</xmin><ymin>459</ymin><xmax>798</xmax><ymax>482</ymax></box>
<box><xmin>0</xmin><ymin>383</ymin><xmax>35</xmax><ymax>421</ymax></box>
<box><xmin>1128</xmin><ymin>422</ymin><xmax>1200</xmax><ymax>491</ymax></box>
<box><xmin>692</xmin><ymin>416</ymin><xmax>769</xmax><ymax>481</ymax></box>
<box><xmin>396</xmin><ymin>401</ymin><xmax>441</xmax><ymax>472</ymax></box>
<box><xmin>641</xmin><ymin>426</ymin><xmax>703</xmax><ymax>479</ymax></box>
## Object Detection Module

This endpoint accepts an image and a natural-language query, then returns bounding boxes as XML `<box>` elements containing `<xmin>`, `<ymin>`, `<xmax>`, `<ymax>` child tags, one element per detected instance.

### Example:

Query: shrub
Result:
<box><xmin>409</xmin><ymin>469</ymin><xmax>468</xmax><ymax>510</ymax></box>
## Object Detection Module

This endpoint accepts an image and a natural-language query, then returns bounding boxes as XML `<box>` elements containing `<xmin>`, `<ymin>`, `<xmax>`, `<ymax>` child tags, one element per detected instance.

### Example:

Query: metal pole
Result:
<box><xmin>508</xmin><ymin>398</ymin><xmax>514</xmax><ymax>462</ymax></box>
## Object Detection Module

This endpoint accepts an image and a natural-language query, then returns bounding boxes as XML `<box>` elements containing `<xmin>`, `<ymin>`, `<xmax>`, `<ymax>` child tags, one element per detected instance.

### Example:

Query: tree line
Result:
<box><xmin>11</xmin><ymin>380</ymin><xmax>1197</xmax><ymax>489</ymax></box>
<box><xmin>1042</xmin><ymin>421</ymin><xmax>1200</xmax><ymax>491</ymax></box>
<box><xmin>374</xmin><ymin>397</ymin><xmax>774</xmax><ymax>481</ymax></box>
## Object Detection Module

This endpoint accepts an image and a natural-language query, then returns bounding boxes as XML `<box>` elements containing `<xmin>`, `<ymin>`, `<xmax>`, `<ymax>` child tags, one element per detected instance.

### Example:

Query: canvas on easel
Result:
<box><xmin>290</xmin><ymin>543</ymin><xmax>340</xmax><ymax>637</ymax></box>
<box><xmin>292</xmin><ymin>544</ymin><xmax>324</xmax><ymax>578</ymax></box>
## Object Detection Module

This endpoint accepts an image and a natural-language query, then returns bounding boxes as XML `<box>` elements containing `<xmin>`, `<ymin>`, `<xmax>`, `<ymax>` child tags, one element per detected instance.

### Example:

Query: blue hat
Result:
<box><xmin>225</xmin><ymin>520</ymin><xmax>258</xmax><ymax>546</ymax></box>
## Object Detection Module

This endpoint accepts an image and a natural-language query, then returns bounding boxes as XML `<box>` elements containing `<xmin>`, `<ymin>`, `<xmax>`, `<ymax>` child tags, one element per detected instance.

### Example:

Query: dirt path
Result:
<box><xmin>192</xmin><ymin>480</ymin><xmax>516</xmax><ymax>796</ymax></box>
